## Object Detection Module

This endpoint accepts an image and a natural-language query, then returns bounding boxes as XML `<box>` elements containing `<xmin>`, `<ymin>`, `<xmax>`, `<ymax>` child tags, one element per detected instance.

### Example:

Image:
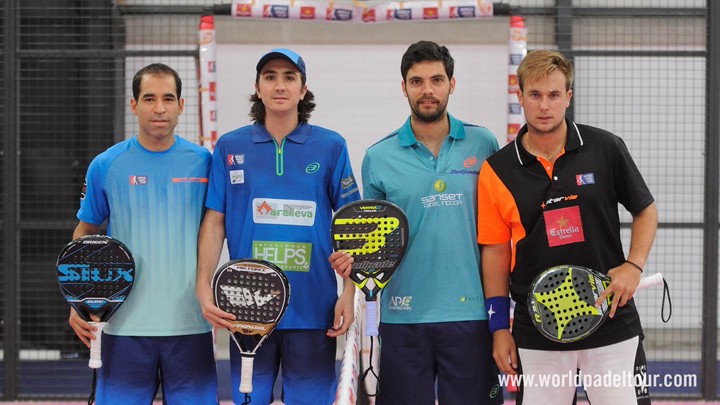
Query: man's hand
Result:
<box><xmin>595</xmin><ymin>262</ymin><xmax>643</xmax><ymax>318</ymax></box>
<box><xmin>329</xmin><ymin>251</ymin><xmax>353</xmax><ymax>278</ymax></box>
<box><xmin>327</xmin><ymin>285</ymin><xmax>356</xmax><ymax>337</ymax></box>
<box><xmin>68</xmin><ymin>308</ymin><xmax>100</xmax><ymax>348</ymax></box>
<box><xmin>492</xmin><ymin>329</ymin><xmax>518</xmax><ymax>375</ymax></box>
<box><xmin>196</xmin><ymin>281</ymin><xmax>236</xmax><ymax>329</ymax></box>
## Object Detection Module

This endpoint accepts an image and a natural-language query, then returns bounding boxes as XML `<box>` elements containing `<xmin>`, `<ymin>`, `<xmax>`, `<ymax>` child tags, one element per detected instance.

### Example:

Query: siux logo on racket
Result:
<box><xmin>57</xmin><ymin>265</ymin><xmax>134</xmax><ymax>283</ymax></box>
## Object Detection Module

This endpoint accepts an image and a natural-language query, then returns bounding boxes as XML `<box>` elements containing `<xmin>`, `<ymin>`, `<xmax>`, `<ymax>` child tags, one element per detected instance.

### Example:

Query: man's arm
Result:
<box><xmin>68</xmin><ymin>221</ymin><xmax>102</xmax><ymax>347</ymax></box>
<box><xmin>327</xmin><ymin>278</ymin><xmax>356</xmax><ymax>338</ymax></box>
<box><xmin>196</xmin><ymin>208</ymin><xmax>236</xmax><ymax>329</ymax></box>
<box><xmin>596</xmin><ymin>202</ymin><xmax>658</xmax><ymax>317</ymax></box>
<box><xmin>482</xmin><ymin>242</ymin><xmax>517</xmax><ymax>375</ymax></box>
<box><xmin>72</xmin><ymin>220</ymin><xmax>100</xmax><ymax>240</ymax></box>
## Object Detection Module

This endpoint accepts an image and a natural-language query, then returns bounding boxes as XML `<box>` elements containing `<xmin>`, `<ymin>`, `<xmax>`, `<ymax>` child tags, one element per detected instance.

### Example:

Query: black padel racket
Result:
<box><xmin>331</xmin><ymin>200</ymin><xmax>409</xmax><ymax>336</ymax></box>
<box><xmin>528</xmin><ymin>264</ymin><xmax>665</xmax><ymax>343</ymax></box>
<box><xmin>56</xmin><ymin>235</ymin><xmax>135</xmax><ymax>369</ymax></box>
<box><xmin>213</xmin><ymin>259</ymin><xmax>290</xmax><ymax>400</ymax></box>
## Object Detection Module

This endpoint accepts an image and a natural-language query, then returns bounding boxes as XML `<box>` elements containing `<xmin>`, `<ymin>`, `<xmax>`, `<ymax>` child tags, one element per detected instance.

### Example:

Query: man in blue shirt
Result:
<box><xmin>331</xmin><ymin>41</ymin><xmax>502</xmax><ymax>404</ymax></box>
<box><xmin>69</xmin><ymin>63</ymin><xmax>218</xmax><ymax>404</ymax></box>
<box><xmin>197</xmin><ymin>48</ymin><xmax>360</xmax><ymax>405</ymax></box>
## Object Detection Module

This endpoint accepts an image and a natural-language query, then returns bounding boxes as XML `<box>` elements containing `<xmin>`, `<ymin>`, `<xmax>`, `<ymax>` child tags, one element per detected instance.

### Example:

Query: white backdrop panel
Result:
<box><xmin>216</xmin><ymin>43</ymin><xmax>509</xmax><ymax>191</ymax></box>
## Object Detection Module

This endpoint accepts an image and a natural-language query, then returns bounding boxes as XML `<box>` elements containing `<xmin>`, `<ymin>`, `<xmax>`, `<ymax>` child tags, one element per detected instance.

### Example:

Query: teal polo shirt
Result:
<box><xmin>362</xmin><ymin>114</ymin><xmax>499</xmax><ymax>324</ymax></box>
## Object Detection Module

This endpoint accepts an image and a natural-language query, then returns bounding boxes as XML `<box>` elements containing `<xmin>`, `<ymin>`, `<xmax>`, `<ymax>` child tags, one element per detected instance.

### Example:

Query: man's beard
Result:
<box><xmin>410</xmin><ymin>97</ymin><xmax>448</xmax><ymax>123</ymax></box>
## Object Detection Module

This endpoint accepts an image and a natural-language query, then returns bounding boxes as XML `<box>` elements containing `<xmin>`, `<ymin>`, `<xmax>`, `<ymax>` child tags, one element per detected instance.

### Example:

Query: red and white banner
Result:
<box><xmin>230</xmin><ymin>0</ymin><xmax>494</xmax><ymax>23</ymax></box>
<box><xmin>507</xmin><ymin>15</ymin><xmax>526</xmax><ymax>143</ymax></box>
<box><xmin>198</xmin><ymin>15</ymin><xmax>219</xmax><ymax>150</ymax></box>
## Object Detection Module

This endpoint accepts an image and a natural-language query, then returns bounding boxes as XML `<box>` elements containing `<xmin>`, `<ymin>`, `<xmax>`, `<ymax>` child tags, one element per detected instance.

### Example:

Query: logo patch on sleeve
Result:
<box><xmin>341</xmin><ymin>175</ymin><xmax>356</xmax><ymax>190</ymax></box>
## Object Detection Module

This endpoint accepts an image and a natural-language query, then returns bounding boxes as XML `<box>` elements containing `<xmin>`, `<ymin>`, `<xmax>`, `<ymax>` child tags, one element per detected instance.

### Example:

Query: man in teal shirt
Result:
<box><xmin>331</xmin><ymin>41</ymin><xmax>502</xmax><ymax>404</ymax></box>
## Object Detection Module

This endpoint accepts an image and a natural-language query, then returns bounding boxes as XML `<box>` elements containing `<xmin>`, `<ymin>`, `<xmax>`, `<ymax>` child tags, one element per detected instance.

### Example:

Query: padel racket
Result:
<box><xmin>213</xmin><ymin>259</ymin><xmax>290</xmax><ymax>400</ymax></box>
<box><xmin>56</xmin><ymin>235</ymin><xmax>135</xmax><ymax>369</ymax></box>
<box><xmin>331</xmin><ymin>200</ymin><xmax>409</xmax><ymax>336</ymax></box>
<box><xmin>528</xmin><ymin>264</ymin><xmax>665</xmax><ymax>343</ymax></box>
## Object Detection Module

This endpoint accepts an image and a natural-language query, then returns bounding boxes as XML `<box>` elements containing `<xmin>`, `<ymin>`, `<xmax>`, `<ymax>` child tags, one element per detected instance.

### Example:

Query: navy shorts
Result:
<box><xmin>377</xmin><ymin>321</ymin><xmax>502</xmax><ymax>405</ymax></box>
<box><xmin>96</xmin><ymin>332</ymin><xmax>218</xmax><ymax>405</ymax></box>
<box><xmin>229</xmin><ymin>329</ymin><xmax>337</xmax><ymax>405</ymax></box>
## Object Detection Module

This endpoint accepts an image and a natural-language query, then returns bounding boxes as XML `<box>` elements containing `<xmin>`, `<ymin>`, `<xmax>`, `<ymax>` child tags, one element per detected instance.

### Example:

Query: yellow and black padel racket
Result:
<box><xmin>332</xmin><ymin>200</ymin><xmax>408</xmax><ymax>336</ymax></box>
<box><xmin>528</xmin><ymin>264</ymin><xmax>665</xmax><ymax>343</ymax></box>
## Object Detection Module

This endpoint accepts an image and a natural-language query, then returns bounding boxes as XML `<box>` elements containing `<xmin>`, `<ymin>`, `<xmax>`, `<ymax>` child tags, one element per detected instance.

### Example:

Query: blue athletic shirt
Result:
<box><xmin>77</xmin><ymin>135</ymin><xmax>212</xmax><ymax>336</ymax></box>
<box><xmin>205</xmin><ymin>122</ymin><xmax>360</xmax><ymax>329</ymax></box>
<box><xmin>362</xmin><ymin>114</ymin><xmax>499</xmax><ymax>324</ymax></box>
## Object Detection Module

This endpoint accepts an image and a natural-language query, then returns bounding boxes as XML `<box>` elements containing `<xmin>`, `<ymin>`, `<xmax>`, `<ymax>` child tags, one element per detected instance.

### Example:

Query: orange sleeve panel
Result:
<box><xmin>477</xmin><ymin>161</ymin><xmax>526</xmax><ymax>272</ymax></box>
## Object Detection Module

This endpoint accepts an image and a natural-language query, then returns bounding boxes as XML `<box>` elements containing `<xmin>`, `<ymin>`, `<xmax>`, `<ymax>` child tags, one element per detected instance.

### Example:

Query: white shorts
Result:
<box><xmin>518</xmin><ymin>336</ymin><xmax>642</xmax><ymax>405</ymax></box>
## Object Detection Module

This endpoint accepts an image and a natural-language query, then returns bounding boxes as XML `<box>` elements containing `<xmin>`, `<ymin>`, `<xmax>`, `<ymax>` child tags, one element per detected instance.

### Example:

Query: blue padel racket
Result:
<box><xmin>331</xmin><ymin>200</ymin><xmax>409</xmax><ymax>337</ymax></box>
<box><xmin>56</xmin><ymin>235</ymin><xmax>135</xmax><ymax>369</ymax></box>
<box><xmin>528</xmin><ymin>264</ymin><xmax>665</xmax><ymax>343</ymax></box>
<box><xmin>213</xmin><ymin>259</ymin><xmax>290</xmax><ymax>401</ymax></box>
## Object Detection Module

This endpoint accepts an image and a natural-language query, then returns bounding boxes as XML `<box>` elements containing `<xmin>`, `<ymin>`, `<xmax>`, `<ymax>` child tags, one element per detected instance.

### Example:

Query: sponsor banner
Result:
<box><xmin>507</xmin><ymin>16</ymin><xmax>527</xmax><ymax>143</ymax></box>
<box><xmin>230</xmin><ymin>0</ymin><xmax>494</xmax><ymax>23</ymax></box>
<box><xmin>198</xmin><ymin>15</ymin><xmax>218</xmax><ymax>149</ymax></box>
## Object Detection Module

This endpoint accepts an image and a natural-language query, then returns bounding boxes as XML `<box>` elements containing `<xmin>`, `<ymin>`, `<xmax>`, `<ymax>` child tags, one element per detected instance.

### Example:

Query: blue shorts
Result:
<box><xmin>377</xmin><ymin>321</ymin><xmax>502</xmax><ymax>405</ymax></box>
<box><xmin>96</xmin><ymin>332</ymin><xmax>218</xmax><ymax>405</ymax></box>
<box><xmin>229</xmin><ymin>329</ymin><xmax>336</xmax><ymax>405</ymax></box>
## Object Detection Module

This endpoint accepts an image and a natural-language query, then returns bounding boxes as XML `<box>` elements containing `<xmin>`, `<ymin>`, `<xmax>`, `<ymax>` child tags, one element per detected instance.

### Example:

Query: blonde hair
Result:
<box><xmin>517</xmin><ymin>50</ymin><xmax>574</xmax><ymax>92</ymax></box>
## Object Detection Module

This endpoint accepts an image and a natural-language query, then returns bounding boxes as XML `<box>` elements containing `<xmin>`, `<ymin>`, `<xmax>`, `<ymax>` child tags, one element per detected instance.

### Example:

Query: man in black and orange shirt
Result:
<box><xmin>477</xmin><ymin>50</ymin><xmax>658</xmax><ymax>404</ymax></box>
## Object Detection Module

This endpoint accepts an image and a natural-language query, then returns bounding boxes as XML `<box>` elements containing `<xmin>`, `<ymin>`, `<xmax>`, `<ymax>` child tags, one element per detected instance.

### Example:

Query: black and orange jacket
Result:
<box><xmin>477</xmin><ymin>119</ymin><xmax>654</xmax><ymax>350</ymax></box>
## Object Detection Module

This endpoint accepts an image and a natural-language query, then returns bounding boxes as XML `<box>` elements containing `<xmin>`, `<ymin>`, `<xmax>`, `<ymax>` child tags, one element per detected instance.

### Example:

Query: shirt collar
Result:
<box><xmin>397</xmin><ymin>113</ymin><xmax>465</xmax><ymax>147</ymax></box>
<box><xmin>250</xmin><ymin>122</ymin><xmax>310</xmax><ymax>144</ymax></box>
<box><xmin>513</xmin><ymin>118</ymin><xmax>584</xmax><ymax>166</ymax></box>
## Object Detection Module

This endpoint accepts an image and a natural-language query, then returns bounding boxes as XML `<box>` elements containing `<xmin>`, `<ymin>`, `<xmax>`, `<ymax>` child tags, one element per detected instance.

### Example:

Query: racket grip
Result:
<box><xmin>638</xmin><ymin>273</ymin><xmax>664</xmax><ymax>290</ymax></box>
<box><xmin>365</xmin><ymin>301</ymin><xmax>379</xmax><ymax>337</ymax></box>
<box><xmin>239</xmin><ymin>355</ymin><xmax>254</xmax><ymax>394</ymax></box>
<box><xmin>88</xmin><ymin>321</ymin><xmax>107</xmax><ymax>369</ymax></box>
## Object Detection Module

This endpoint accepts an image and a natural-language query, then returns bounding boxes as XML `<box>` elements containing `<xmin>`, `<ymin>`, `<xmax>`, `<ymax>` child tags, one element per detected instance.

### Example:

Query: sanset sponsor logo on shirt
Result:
<box><xmin>253</xmin><ymin>198</ymin><xmax>316</xmax><ymax>226</ymax></box>
<box><xmin>422</xmin><ymin>180</ymin><xmax>465</xmax><ymax>208</ymax></box>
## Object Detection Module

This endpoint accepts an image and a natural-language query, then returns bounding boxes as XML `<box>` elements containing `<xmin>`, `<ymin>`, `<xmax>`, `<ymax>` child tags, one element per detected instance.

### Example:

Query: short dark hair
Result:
<box><xmin>249</xmin><ymin>90</ymin><xmax>316</xmax><ymax>125</ymax></box>
<box><xmin>401</xmin><ymin>41</ymin><xmax>454</xmax><ymax>82</ymax></box>
<box><xmin>132</xmin><ymin>63</ymin><xmax>182</xmax><ymax>100</ymax></box>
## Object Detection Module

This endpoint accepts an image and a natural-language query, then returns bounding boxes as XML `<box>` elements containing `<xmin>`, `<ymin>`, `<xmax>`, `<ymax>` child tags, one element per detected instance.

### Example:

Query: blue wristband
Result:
<box><xmin>485</xmin><ymin>296</ymin><xmax>511</xmax><ymax>333</ymax></box>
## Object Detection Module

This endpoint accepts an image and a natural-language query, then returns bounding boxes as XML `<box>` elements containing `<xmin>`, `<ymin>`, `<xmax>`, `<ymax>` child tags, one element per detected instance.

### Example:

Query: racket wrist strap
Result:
<box><xmin>486</xmin><ymin>296</ymin><xmax>511</xmax><ymax>333</ymax></box>
<box><xmin>625</xmin><ymin>259</ymin><xmax>644</xmax><ymax>273</ymax></box>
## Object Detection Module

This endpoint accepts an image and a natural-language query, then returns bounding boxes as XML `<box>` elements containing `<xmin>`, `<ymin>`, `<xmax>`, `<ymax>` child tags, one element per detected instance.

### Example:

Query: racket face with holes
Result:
<box><xmin>56</xmin><ymin>235</ymin><xmax>135</xmax><ymax>323</ymax></box>
<box><xmin>331</xmin><ymin>200</ymin><xmax>409</xmax><ymax>300</ymax></box>
<box><xmin>212</xmin><ymin>259</ymin><xmax>290</xmax><ymax>354</ymax></box>
<box><xmin>528</xmin><ymin>264</ymin><xmax>612</xmax><ymax>343</ymax></box>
